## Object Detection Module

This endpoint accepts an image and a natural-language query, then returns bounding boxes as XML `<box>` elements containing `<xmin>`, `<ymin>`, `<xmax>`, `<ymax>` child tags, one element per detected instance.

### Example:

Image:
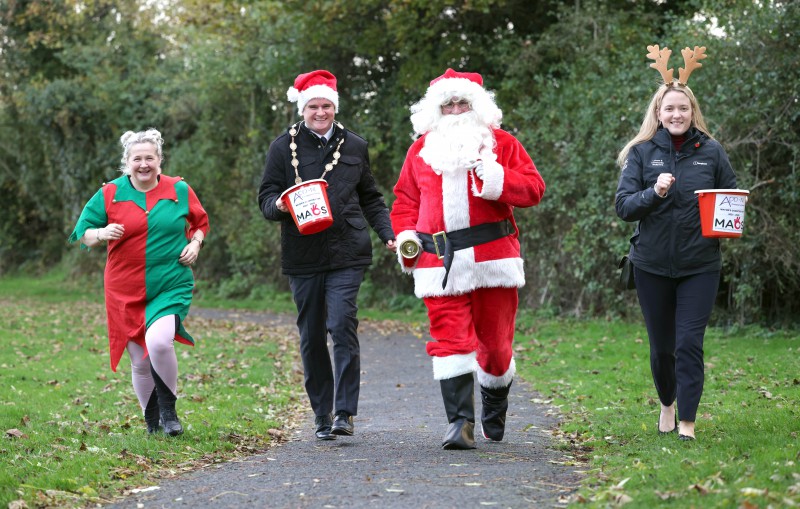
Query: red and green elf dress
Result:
<box><xmin>69</xmin><ymin>174</ymin><xmax>210</xmax><ymax>372</ymax></box>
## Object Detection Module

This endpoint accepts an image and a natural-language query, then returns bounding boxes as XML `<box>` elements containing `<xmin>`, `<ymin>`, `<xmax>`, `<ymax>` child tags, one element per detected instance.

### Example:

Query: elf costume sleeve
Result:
<box><xmin>68</xmin><ymin>188</ymin><xmax>109</xmax><ymax>249</ymax></box>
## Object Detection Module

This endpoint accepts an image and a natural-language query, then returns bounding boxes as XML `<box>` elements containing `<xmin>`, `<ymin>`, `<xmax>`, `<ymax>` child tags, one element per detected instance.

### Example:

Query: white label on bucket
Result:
<box><xmin>289</xmin><ymin>184</ymin><xmax>329</xmax><ymax>226</ymax></box>
<box><xmin>712</xmin><ymin>193</ymin><xmax>746</xmax><ymax>233</ymax></box>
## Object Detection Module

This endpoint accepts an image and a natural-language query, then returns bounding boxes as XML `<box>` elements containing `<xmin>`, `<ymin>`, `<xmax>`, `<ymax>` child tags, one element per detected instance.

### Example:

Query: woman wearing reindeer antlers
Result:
<box><xmin>615</xmin><ymin>46</ymin><xmax>737</xmax><ymax>441</ymax></box>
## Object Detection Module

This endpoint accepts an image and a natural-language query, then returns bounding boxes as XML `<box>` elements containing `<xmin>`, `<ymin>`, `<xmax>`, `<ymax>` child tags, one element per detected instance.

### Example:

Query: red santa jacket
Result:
<box><xmin>391</xmin><ymin>128</ymin><xmax>545</xmax><ymax>298</ymax></box>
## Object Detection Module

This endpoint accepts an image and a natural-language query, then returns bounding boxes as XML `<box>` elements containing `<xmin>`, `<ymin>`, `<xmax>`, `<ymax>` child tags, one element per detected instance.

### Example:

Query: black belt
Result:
<box><xmin>418</xmin><ymin>219</ymin><xmax>514</xmax><ymax>289</ymax></box>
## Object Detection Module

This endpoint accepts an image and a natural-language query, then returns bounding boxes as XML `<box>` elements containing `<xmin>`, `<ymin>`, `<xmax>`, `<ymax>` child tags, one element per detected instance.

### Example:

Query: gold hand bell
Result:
<box><xmin>399</xmin><ymin>239</ymin><xmax>421</xmax><ymax>259</ymax></box>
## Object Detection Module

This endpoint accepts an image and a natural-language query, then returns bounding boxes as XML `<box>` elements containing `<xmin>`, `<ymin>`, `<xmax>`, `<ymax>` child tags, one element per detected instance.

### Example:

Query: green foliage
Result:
<box><xmin>1</xmin><ymin>0</ymin><xmax>798</xmax><ymax>321</ymax></box>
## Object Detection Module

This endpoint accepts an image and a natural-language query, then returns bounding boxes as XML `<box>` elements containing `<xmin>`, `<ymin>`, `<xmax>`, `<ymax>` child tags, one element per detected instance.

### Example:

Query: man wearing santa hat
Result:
<box><xmin>391</xmin><ymin>69</ymin><xmax>545</xmax><ymax>449</ymax></box>
<box><xmin>258</xmin><ymin>70</ymin><xmax>396</xmax><ymax>440</ymax></box>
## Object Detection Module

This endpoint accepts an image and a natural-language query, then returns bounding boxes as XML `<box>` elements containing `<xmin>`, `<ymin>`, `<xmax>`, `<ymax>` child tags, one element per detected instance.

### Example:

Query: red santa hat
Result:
<box><xmin>429</xmin><ymin>68</ymin><xmax>485</xmax><ymax>92</ymax></box>
<box><xmin>286</xmin><ymin>70</ymin><xmax>340</xmax><ymax>115</ymax></box>
<box><xmin>410</xmin><ymin>68</ymin><xmax>502</xmax><ymax>135</ymax></box>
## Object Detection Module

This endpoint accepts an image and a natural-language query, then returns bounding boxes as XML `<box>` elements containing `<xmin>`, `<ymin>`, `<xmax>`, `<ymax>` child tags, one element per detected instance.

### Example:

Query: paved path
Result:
<box><xmin>111</xmin><ymin>309</ymin><xmax>582</xmax><ymax>508</ymax></box>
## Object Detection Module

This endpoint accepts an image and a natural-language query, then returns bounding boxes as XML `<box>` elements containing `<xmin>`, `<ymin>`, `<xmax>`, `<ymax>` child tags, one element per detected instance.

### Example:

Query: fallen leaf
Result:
<box><xmin>614</xmin><ymin>478</ymin><xmax>631</xmax><ymax>489</ymax></box>
<box><xmin>615</xmin><ymin>494</ymin><xmax>633</xmax><ymax>505</ymax></box>
<box><xmin>655</xmin><ymin>490</ymin><xmax>680</xmax><ymax>500</ymax></box>
<box><xmin>130</xmin><ymin>486</ymin><xmax>161</xmax><ymax>494</ymax></box>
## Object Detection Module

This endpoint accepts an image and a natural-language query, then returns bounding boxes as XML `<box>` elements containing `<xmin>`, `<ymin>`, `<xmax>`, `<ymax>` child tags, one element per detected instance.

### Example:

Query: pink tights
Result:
<box><xmin>127</xmin><ymin>314</ymin><xmax>179</xmax><ymax>412</ymax></box>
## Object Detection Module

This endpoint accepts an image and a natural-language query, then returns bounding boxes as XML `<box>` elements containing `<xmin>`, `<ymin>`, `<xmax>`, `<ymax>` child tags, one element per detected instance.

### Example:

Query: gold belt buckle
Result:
<box><xmin>432</xmin><ymin>231</ymin><xmax>447</xmax><ymax>260</ymax></box>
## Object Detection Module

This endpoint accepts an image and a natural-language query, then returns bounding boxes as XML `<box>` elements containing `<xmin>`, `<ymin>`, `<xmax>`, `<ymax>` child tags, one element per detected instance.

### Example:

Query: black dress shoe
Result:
<box><xmin>315</xmin><ymin>414</ymin><xmax>336</xmax><ymax>440</ymax></box>
<box><xmin>330</xmin><ymin>413</ymin><xmax>354</xmax><ymax>436</ymax></box>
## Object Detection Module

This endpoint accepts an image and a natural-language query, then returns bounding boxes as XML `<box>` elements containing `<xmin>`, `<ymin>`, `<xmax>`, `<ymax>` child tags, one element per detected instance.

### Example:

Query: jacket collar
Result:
<box><xmin>653</xmin><ymin>126</ymin><xmax>705</xmax><ymax>150</ymax></box>
<box><xmin>298</xmin><ymin>122</ymin><xmax>344</xmax><ymax>146</ymax></box>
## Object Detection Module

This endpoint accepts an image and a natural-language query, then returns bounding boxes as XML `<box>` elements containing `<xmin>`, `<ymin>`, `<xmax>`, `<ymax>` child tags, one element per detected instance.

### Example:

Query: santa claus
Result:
<box><xmin>391</xmin><ymin>68</ymin><xmax>545</xmax><ymax>449</ymax></box>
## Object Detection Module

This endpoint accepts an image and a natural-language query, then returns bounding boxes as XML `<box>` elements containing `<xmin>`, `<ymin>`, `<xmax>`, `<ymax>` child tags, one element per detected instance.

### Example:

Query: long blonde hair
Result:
<box><xmin>616</xmin><ymin>84</ymin><xmax>714</xmax><ymax>168</ymax></box>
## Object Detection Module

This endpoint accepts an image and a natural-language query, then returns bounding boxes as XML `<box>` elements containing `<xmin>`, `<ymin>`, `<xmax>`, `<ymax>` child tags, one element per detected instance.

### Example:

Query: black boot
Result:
<box><xmin>151</xmin><ymin>365</ymin><xmax>183</xmax><ymax>436</ymax></box>
<box><xmin>480</xmin><ymin>381</ymin><xmax>512</xmax><ymax>441</ymax></box>
<box><xmin>440</xmin><ymin>373</ymin><xmax>476</xmax><ymax>450</ymax></box>
<box><xmin>144</xmin><ymin>387</ymin><xmax>161</xmax><ymax>434</ymax></box>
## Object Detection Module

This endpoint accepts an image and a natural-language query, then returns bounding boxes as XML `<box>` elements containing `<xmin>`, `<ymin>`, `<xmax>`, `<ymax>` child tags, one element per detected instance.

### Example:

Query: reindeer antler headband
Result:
<box><xmin>646</xmin><ymin>45</ymin><xmax>707</xmax><ymax>87</ymax></box>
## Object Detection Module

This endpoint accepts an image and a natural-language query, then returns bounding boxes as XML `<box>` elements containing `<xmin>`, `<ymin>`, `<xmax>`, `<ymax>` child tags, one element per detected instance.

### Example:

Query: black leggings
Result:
<box><xmin>634</xmin><ymin>267</ymin><xmax>720</xmax><ymax>422</ymax></box>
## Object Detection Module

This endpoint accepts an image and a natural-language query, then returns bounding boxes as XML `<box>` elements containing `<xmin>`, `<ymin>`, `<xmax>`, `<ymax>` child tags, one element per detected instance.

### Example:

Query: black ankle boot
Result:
<box><xmin>440</xmin><ymin>373</ymin><xmax>476</xmax><ymax>450</ymax></box>
<box><xmin>151</xmin><ymin>365</ymin><xmax>183</xmax><ymax>436</ymax></box>
<box><xmin>144</xmin><ymin>388</ymin><xmax>161</xmax><ymax>434</ymax></box>
<box><xmin>480</xmin><ymin>381</ymin><xmax>512</xmax><ymax>441</ymax></box>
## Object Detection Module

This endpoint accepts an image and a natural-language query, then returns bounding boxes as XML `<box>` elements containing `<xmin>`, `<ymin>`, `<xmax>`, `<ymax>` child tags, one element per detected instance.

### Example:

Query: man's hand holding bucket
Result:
<box><xmin>276</xmin><ymin>197</ymin><xmax>288</xmax><ymax>212</ymax></box>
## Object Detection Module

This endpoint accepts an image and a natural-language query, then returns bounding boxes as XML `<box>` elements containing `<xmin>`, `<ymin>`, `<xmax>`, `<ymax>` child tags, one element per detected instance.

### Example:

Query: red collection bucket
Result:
<box><xmin>694</xmin><ymin>189</ymin><xmax>749</xmax><ymax>238</ymax></box>
<box><xmin>280</xmin><ymin>179</ymin><xmax>334</xmax><ymax>235</ymax></box>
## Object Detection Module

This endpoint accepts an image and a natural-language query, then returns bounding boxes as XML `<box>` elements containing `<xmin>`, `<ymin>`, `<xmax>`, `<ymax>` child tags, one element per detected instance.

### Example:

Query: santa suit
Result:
<box><xmin>391</xmin><ymin>128</ymin><xmax>545</xmax><ymax>387</ymax></box>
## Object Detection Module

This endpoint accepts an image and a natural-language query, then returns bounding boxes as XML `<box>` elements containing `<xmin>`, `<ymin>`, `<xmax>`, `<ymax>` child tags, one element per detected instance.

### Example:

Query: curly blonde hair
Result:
<box><xmin>119</xmin><ymin>128</ymin><xmax>164</xmax><ymax>174</ymax></box>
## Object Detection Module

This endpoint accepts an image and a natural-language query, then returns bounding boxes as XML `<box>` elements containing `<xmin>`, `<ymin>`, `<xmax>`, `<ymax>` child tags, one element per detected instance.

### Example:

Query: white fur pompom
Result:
<box><xmin>286</xmin><ymin>87</ymin><xmax>300</xmax><ymax>102</ymax></box>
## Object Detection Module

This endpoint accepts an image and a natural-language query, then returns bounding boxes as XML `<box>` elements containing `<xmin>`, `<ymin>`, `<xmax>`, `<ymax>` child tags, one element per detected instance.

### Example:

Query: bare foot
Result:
<box><xmin>659</xmin><ymin>404</ymin><xmax>676</xmax><ymax>433</ymax></box>
<box><xmin>678</xmin><ymin>420</ymin><xmax>695</xmax><ymax>440</ymax></box>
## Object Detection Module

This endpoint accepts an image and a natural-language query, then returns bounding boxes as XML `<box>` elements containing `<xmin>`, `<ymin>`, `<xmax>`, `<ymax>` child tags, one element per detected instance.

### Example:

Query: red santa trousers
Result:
<box><xmin>424</xmin><ymin>286</ymin><xmax>517</xmax><ymax>388</ymax></box>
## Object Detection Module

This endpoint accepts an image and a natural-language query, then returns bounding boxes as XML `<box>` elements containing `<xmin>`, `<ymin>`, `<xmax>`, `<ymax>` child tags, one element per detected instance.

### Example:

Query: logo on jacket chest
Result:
<box><xmin>650</xmin><ymin>159</ymin><xmax>665</xmax><ymax>167</ymax></box>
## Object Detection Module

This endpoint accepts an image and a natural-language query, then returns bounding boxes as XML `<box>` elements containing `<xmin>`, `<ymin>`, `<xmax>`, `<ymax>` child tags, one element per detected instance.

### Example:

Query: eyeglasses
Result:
<box><xmin>441</xmin><ymin>98</ymin><xmax>471</xmax><ymax>112</ymax></box>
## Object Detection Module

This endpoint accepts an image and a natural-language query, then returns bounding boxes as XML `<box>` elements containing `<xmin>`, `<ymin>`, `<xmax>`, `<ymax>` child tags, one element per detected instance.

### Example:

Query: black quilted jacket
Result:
<box><xmin>258</xmin><ymin>122</ymin><xmax>394</xmax><ymax>275</ymax></box>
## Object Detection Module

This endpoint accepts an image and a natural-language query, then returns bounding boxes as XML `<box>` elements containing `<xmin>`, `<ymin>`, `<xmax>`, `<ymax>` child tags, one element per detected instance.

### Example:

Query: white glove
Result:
<box><xmin>472</xmin><ymin>160</ymin><xmax>485</xmax><ymax>179</ymax></box>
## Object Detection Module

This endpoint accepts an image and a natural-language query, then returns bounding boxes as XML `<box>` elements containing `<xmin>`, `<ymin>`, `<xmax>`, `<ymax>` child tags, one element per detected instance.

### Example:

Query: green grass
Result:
<box><xmin>0</xmin><ymin>269</ymin><xmax>100</xmax><ymax>302</ymax></box>
<box><xmin>0</xmin><ymin>273</ymin><xmax>306</xmax><ymax>508</ymax></box>
<box><xmin>2</xmin><ymin>271</ymin><xmax>798</xmax><ymax>508</ymax></box>
<box><xmin>192</xmin><ymin>281</ymin><xmax>298</xmax><ymax>314</ymax></box>
<box><xmin>514</xmin><ymin>318</ymin><xmax>800</xmax><ymax>507</ymax></box>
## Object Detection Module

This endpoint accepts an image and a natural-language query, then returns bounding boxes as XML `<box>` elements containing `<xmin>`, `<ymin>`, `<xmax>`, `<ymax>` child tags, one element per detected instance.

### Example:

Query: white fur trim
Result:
<box><xmin>471</xmin><ymin>158</ymin><xmax>504</xmax><ymax>201</ymax></box>
<box><xmin>413</xmin><ymin>255</ymin><xmax>525</xmax><ymax>298</ymax></box>
<box><xmin>426</xmin><ymin>77</ymin><xmax>490</xmax><ymax>108</ymax></box>
<box><xmin>395</xmin><ymin>230</ymin><xmax>421</xmax><ymax>273</ymax></box>
<box><xmin>432</xmin><ymin>351</ymin><xmax>478</xmax><ymax>380</ymax></box>
<box><xmin>477</xmin><ymin>358</ymin><xmax>516</xmax><ymax>389</ymax></box>
<box><xmin>441</xmin><ymin>170</ymin><xmax>471</xmax><ymax>231</ymax></box>
<box><xmin>289</xmin><ymin>84</ymin><xmax>340</xmax><ymax>115</ymax></box>
<box><xmin>410</xmin><ymin>79</ymin><xmax>502</xmax><ymax>136</ymax></box>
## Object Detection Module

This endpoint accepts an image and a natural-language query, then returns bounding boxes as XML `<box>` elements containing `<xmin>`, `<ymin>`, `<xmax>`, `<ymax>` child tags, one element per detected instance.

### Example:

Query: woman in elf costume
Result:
<box><xmin>69</xmin><ymin>128</ymin><xmax>209</xmax><ymax>436</ymax></box>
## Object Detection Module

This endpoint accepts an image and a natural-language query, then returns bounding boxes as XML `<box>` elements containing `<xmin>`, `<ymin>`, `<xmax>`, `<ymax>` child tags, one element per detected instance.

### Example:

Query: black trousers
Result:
<box><xmin>289</xmin><ymin>267</ymin><xmax>365</xmax><ymax>418</ymax></box>
<box><xmin>634</xmin><ymin>267</ymin><xmax>720</xmax><ymax>422</ymax></box>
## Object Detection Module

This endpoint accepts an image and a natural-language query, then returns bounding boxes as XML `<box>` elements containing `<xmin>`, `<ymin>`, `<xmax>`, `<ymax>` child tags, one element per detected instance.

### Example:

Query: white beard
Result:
<box><xmin>419</xmin><ymin>111</ymin><xmax>495</xmax><ymax>175</ymax></box>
